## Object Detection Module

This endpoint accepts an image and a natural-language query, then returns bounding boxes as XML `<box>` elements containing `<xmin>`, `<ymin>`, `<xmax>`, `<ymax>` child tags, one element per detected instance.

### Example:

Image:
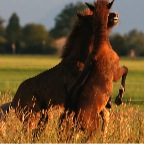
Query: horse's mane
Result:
<box><xmin>61</xmin><ymin>8</ymin><xmax>93</xmax><ymax>59</ymax></box>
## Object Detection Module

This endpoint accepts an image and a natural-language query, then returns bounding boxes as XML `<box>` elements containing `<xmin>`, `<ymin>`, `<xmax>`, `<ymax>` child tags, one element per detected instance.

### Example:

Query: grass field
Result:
<box><xmin>114</xmin><ymin>58</ymin><xmax>144</xmax><ymax>103</ymax></box>
<box><xmin>0</xmin><ymin>55</ymin><xmax>144</xmax><ymax>143</ymax></box>
<box><xmin>0</xmin><ymin>55</ymin><xmax>144</xmax><ymax>102</ymax></box>
<box><xmin>0</xmin><ymin>55</ymin><xmax>61</xmax><ymax>94</ymax></box>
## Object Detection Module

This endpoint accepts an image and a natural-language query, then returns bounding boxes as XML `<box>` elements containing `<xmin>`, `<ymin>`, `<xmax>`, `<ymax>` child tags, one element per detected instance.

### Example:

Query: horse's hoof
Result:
<box><xmin>115</xmin><ymin>96</ymin><xmax>122</xmax><ymax>105</ymax></box>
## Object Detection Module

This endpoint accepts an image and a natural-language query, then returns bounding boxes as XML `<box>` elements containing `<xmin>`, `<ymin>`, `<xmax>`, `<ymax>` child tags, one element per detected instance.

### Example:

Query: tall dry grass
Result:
<box><xmin>0</xmin><ymin>92</ymin><xmax>144</xmax><ymax>143</ymax></box>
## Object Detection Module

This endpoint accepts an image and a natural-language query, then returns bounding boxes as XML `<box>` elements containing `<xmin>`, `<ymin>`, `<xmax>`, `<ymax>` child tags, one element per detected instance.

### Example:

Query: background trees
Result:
<box><xmin>110</xmin><ymin>30</ymin><xmax>144</xmax><ymax>57</ymax></box>
<box><xmin>6</xmin><ymin>13</ymin><xmax>21</xmax><ymax>44</ymax></box>
<box><xmin>125</xmin><ymin>30</ymin><xmax>144</xmax><ymax>56</ymax></box>
<box><xmin>21</xmin><ymin>24</ymin><xmax>55</xmax><ymax>54</ymax></box>
<box><xmin>0</xmin><ymin>13</ymin><xmax>56</xmax><ymax>54</ymax></box>
<box><xmin>0</xmin><ymin>2</ymin><xmax>144</xmax><ymax>56</ymax></box>
<box><xmin>6</xmin><ymin>13</ymin><xmax>22</xmax><ymax>54</ymax></box>
<box><xmin>50</xmin><ymin>2</ymin><xmax>85</xmax><ymax>38</ymax></box>
<box><xmin>0</xmin><ymin>17</ymin><xmax>7</xmax><ymax>53</ymax></box>
<box><xmin>0</xmin><ymin>17</ymin><xmax>5</xmax><ymax>38</ymax></box>
<box><xmin>110</xmin><ymin>34</ymin><xmax>128</xmax><ymax>56</ymax></box>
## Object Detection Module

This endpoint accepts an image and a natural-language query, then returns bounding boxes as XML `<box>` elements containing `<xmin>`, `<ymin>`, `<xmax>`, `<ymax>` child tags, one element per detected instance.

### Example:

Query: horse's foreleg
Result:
<box><xmin>114</xmin><ymin>66</ymin><xmax>128</xmax><ymax>105</ymax></box>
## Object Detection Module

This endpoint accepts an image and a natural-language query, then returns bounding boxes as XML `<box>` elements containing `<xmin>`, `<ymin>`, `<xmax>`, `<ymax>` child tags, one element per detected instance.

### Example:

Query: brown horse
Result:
<box><xmin>63</xmin><ymin>0</ymin><xmax>128</xmax><ymax>138</ymax></box>
<box><xmin>0</xmin><ymin>3</ymin><xmax>119</xmax><ymax>139</ymax></box>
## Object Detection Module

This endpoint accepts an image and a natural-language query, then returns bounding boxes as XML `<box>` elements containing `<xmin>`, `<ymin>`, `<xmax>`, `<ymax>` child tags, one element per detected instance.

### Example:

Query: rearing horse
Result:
<box><xmin>0</xmin><ymin>2</ymin><xmax>121</xmax><ymax>139</ymax></box>
<box><xmin>64</xmin><ymin>0</ymin><xmax>128</xmax><ymax>136</ymax></box>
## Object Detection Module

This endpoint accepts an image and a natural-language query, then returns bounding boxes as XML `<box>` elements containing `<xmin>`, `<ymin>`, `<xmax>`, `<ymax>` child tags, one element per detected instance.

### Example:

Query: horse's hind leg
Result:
<box><xmin>100</xmin><ymin>108</ymin><xmax>110</xmax><ymax>141</ymax></box>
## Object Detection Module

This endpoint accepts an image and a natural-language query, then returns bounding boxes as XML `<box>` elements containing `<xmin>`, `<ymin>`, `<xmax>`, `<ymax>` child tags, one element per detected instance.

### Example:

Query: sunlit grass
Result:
<box><xmin>0</xmin><ymin>55</ymin><xmax>61</xmax><ymax>69</ymax></box>
<box><xmin>0</xmin><ymin>56</ymin><xmax>144</xmax><ymax>142</ymax></box>
<box><xmin>0</xmin><ymin>92</ymin><xmax>144</xmax><ymax>143</ymax></box>
<box><xmin>0</xmin><ymin>55</ymin><xmax>61</xmax><ymax>94</ymax></box>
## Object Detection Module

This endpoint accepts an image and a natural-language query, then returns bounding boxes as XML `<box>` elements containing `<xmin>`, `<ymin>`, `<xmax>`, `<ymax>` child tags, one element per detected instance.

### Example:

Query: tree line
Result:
<box><xmin>0</xmin><ymin>13</ymin><xmax>55</xmax><ymax>54</ymax></box>
<box><xmin>0</xmin><ymin>2</ymin><xmax>144</xmax><ymax>56</ymax></box>
<box><xmin>110</xmin><ymin>30</ymin><xmax>144</xmax><ymax>57</ymax></box>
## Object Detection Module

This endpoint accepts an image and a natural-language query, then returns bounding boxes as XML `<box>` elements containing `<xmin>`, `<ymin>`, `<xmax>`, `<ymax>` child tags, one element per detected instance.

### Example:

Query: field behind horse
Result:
<box><xmin>0</xmin><ymin>55</ymin><xmax>144</xmax><ymax>142</ymax></box>
<box><xmin>0</xmin><ymin>55</ymin><xmax>144</xmax><ymax>102</ymax></box>
<box><xmin>0</xmin><ymin>55</ymin><xmax>61</xmax><ymax>94</ymax></box>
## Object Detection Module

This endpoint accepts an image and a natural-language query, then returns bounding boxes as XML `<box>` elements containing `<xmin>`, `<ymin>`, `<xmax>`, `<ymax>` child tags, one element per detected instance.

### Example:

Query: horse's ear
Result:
<box><xmin>85</xmin><ymin>2</ymin><xmax>94</xmax><ymax>11</ymax></box>
<box><xmin>108</xmin><ymin>0</ymin><xmax>115</xmax><ymax>9</ymax></box>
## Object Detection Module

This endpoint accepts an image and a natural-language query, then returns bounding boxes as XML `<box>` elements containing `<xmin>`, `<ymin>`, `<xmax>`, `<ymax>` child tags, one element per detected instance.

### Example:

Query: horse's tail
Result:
<box><xmin>0</xmin><ymin>102</ymin><xmax>12</xmax><ymax>121</ymax></box>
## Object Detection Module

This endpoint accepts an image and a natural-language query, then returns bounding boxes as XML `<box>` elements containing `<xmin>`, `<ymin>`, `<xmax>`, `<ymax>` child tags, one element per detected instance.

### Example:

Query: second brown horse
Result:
<box><xmin>64</xmin><ymin>0</ymin><xmax>128</xmax><ymax>136</ymax></box>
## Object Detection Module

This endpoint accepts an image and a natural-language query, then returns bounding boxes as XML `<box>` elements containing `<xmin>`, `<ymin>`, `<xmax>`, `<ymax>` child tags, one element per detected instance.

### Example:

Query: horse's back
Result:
<box><xmin>12</xmin><ymin>60</ymin><xmax>80</xmax><ymax>111</ymax></box>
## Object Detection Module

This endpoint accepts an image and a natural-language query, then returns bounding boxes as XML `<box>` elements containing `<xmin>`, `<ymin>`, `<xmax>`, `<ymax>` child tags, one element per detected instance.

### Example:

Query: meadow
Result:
<box><xmin>0</xmin><ymin>55</ymin><xmax>144</xmax><ymax>142</ymax></box>
<box><xmin>0</xmin><ymin>55</ymin><xmax>144</xmax><ymax>102</ymax></box>
<box><xmin>0</xmin><ymin>55</ymin><xmax>61</xmax><ymax>94</ymax></box>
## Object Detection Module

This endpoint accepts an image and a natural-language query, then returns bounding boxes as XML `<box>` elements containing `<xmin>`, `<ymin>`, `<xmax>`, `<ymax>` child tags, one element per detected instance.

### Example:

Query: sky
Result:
<box><xmin>0</xmin><ymin>0</ymin><xmax>144</xmax><ymax>35</ymax></box>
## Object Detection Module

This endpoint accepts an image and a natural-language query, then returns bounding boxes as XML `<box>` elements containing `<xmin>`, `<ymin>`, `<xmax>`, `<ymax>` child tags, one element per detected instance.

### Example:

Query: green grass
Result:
<box><xmin>113</xmin><ymin>58</ymin><xmax>144</xmax><ymax>103</ymax></box>
<box><xmin>0</xmin><ymin>55</ymin><xmax>144</xmax><ymax>143</ymax></box>
<box><xmin>0</xmin><ymin>55</ymin><xmax>144</xmax><ymax>103</ymax></box>
<box><xmin>0</xmin><ymin>55</ymin><xmax>61</xmax><ymax>94</ymax></box>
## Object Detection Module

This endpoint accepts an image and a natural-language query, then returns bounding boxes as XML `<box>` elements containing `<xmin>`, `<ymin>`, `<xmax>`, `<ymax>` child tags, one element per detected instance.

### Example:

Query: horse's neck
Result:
<box><xmin>92</xmin><ymin>29</ymin><xmax>109</xmax><ymax>54</ymax></box>
<box><xmin>62</xmin><ymin>26</ymin><xmax>92</xmax><ymax>63</ymax></box>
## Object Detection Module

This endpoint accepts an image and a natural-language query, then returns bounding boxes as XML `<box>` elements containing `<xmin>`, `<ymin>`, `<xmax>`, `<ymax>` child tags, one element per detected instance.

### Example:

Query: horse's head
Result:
<box><xmin>61</xmin><ymin>1</ymin><xmax>118</xmax><ymax>59</ymax></box>
<box><xmin>95</xmin><ymin>0</ymin><xmax>115</xmax><ymax>29</ymax></box>
<box><xmin>108</xmin><ymin>12</ymin><xmax>119</xmax><ymax>29</ymax></box>
<box><xmin>78</xmin><ymin>1</ymin><xmax>118</xmax><ymax>34</ymax></box>
<box><xmin>76</xmin><ymin>9</ymin><xmax>94</xmax><ymax>35</ymax></box>
<box><xmin>85</xmin><ymin>0</ymin><xmax>116</xmax><ymax>35</ymax></box>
